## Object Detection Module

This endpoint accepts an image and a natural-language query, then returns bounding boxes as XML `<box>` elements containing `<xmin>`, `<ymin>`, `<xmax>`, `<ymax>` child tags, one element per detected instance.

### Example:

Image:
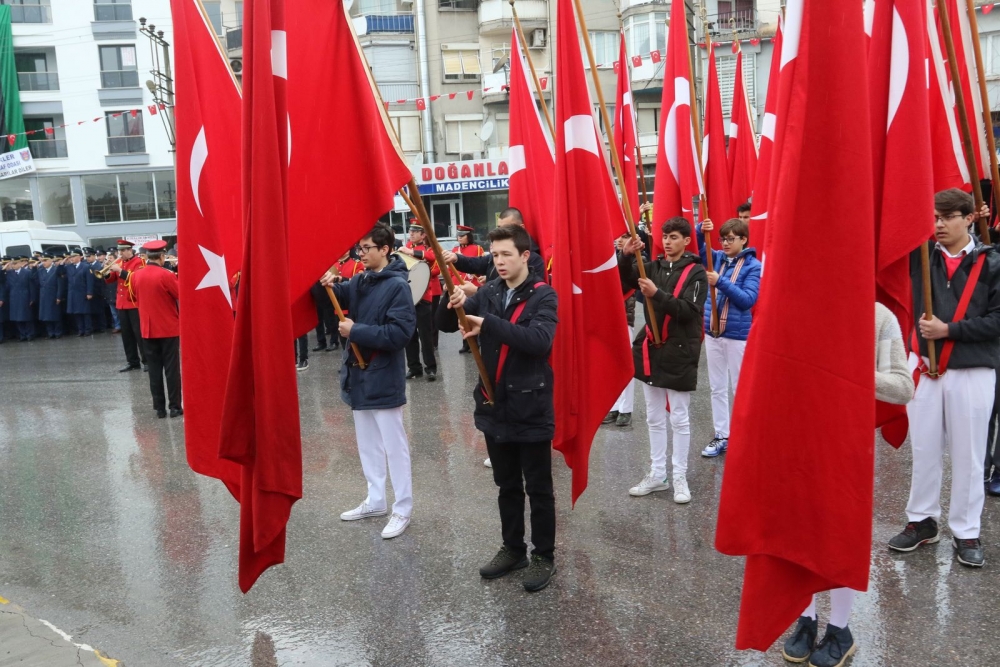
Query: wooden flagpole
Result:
<box><xmin>937</xmin><ymin>0</ymin><xmax>990</xmax><ymax>242</ymax></box>
<box><xmin>573</xmin><ymin>0</ymin><xmax>662</xmax><ymax>344</ymax></box>
<box><xmin>324</xmin><ymin>282</ymin><xmax>367</xmax><ymax>370</ymax></box>
<box><xmin>920</xmin><ymin>243</ymin><xmax>938</xmax><ymax>375</ymax></box>
<box><xmin>687</xmin><ymin>25</ymin><xmax>719</xmax><ymax>335</ymax></box>
<box><xmin>963</xmin><ymin>0</ymin><xmax>1000</xmax><ymax>232</ymax></box>
<box><xmin>510</xmin><ymin>0</ymin><xmax>556</xmax><ymax>139</ymax></box>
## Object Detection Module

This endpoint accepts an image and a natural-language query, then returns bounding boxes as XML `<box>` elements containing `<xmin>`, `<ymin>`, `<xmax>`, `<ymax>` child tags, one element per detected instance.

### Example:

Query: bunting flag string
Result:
<box><xmin>5</xmin><ymin>103</ymin><xmax>170</xmax><ymax>146</ymax></box>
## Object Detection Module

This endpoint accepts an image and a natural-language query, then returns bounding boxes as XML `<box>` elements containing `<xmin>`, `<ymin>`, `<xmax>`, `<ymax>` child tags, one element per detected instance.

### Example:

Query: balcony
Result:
<box><xmin>478</xmin><ymin>0</ymin><xmax>546</xmax><ymax>35</ymax></box>
<box><xmin>94</xmin><ymin>2</ymin><xmax>132</xmax><ymax>21</ymax></box>
<box><xmin>100</xmin><ymin>69</ymin><xmax>139</xmax><ymax>89</ymax></box>
<box><xmin>3</xmin><ymin>2</ymin><xmax>51</xmax><ymax>24</ymax></box>
<box><xmin>108</xmin><ymin>136</ymin><xmax>146</xmax><ymax>155</ymax></box>
<box><xmin>28</xmin><ymin>138</ymin><xmax>67</xmax><ymax>158</ymax></box>
<box><xmin>377</xmin><ymin>82</ymin><xmax>419</xmax><ymax>103</ymax></box>
<box><xmin>17</xmin><ymin>71</ymin><xmax>58</xmax><ymax>91</ymax></box>
<box><xmin>704</xmin><ymin>8</ymin><xmax>759</xmax><ymax>38</ymax></box>
<box><xmin>225</xmin><ymin>25</ymin><xmax>242</xmax><ymax>52</ymax></box>
<box><xmin>354</xmin><ymin>12</ymin><xmax>414</xmax><ymax>35</ymax></box>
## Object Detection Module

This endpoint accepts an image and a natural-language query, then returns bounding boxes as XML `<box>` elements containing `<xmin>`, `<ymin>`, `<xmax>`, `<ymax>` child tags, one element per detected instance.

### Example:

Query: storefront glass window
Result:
<box><xmin>36</xmin><ymin>176</ymin><xmax>74</xmax><ymax>225</ymax></box>
<box><xmin>0</xmin><ymin>176</ymin><xmax>34</xmax><ymax>221</ymax></box>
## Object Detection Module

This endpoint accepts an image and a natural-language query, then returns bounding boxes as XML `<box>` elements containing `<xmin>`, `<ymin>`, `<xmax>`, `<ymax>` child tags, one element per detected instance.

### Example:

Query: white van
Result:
<box><xmin>0</xmin><ymin>220</ymin><xmax>85</xmax><ymax>257</ymax></box>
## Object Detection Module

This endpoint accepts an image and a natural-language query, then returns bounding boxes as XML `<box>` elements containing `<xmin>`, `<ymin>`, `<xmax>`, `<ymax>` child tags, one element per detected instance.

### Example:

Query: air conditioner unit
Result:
<box><xmin>530</xmin><ymin>28</ymin><xmax>546</xmax><ymax>48</ymax></box>
<box><xmin>460</xmin><ymin>153</ymin><xmax>475</xmax><ymax>160</ymax></box>
<box><xmin>230</xmin><ymin>58</ymin><xmax>243</xmax><ymax>74</ymax></box>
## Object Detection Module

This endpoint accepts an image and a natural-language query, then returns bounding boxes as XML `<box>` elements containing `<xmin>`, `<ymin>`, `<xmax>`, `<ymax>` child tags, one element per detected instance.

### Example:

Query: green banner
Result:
<box><xmin>0</xmin><ymin>6</ymin><xmax>27</xmax><ymax>151</ymax></box>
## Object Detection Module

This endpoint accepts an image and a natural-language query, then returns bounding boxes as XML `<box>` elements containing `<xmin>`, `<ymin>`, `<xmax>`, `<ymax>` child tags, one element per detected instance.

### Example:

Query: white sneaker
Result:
<box><xmin>484</xmin><ymin>457</ymin><xmax>492</xmax><ymax>468</ymax></box>
<box><xmin>673</xmin><ymin>474</ymin><xmax>691</xmax><ymax>504</ymax></box>
<box><xmin>381</xmin><ymin>513</ymin><xmax>410</xmax><ymax>539</ymax></box>
<box><xmin>340</xmin><ymin>500</ymin><xmax>387</xmax><ymax>521</ymax></box>
<box><xmin>629</xmin><ymin>472</ymin><xmax>670</xmax><ymax>497</ymax></box>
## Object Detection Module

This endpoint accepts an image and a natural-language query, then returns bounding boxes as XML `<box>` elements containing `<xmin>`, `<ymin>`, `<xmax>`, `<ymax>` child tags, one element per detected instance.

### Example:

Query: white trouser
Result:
<box><xmin>704</xmin><ymin>336</ymin><xmax>747</xmax><ymax>439</ymax></box>
<box><xmin>352</xmin><ymin>407</ymin><xmax>413</xmax><ymax>517</ymax></box>
<box><xmin>802</xmin><ymin>588</ymin><xmax>857</xmax><ymax>629</ymax></box>
<box><xmin>642</xmin><ymin>384</ymin><xmax>692</xmax><ymax>479</ymax></box>
<box><xmin>613</xmin><ymin>325</ymin><xmax>636</xmax><ymax>414</ymax></box>
<box><xmin>905</xmin><ymin>367</ymin><xmax>994</xmax><ymax>539</ymax></box>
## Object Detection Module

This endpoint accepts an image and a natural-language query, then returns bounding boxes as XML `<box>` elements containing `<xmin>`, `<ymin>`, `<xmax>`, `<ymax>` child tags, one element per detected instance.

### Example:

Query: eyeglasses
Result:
<box><xmin>355</xmin><ymin>244</ymin><xmax>380</xmax><ymax>254</ymax></box>
<box><xmin>934</xmin><ymin>212</ymin><xmax>965</xmax><ymax>223</ymax></box>
<box><xmin>719</xmin><ymin>236</ymin><xmax>742</xmax><ymax>244</ymax></box>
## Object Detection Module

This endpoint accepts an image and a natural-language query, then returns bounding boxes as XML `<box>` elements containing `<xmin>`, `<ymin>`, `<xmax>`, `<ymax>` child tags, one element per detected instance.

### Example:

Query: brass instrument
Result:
<box><xmin>91</xmin><ymin>257</ymin><xmax>122</xmax><ymax>279</ymax></box>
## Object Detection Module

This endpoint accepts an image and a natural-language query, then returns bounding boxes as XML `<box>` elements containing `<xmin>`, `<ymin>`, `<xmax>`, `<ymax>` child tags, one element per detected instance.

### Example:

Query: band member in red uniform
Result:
<box><xmin>130</xmin><ymin>240</ymin><xmax>182</xmax><ymax>419</ymax></box>
<box><xmin>107</xmin><ymin>239</ymin><xmax>148</xmax><ymax>372</ymax></box>
<box><xmin>398</xmin><ymin>220</ymin><xmax>441</xmax><ymax>381</ymax></box>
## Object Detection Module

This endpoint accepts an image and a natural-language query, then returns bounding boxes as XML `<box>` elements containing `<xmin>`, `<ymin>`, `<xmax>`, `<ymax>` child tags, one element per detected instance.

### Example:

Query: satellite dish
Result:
<box><xmin>492</xmin><ymin>54</ymin><xmax>510</xmax><ymax>73</ymax></box>
<box><xmin>480</xmin><ymin>121</ymin><xmax>494</xmax><ymax>141</ymax></box>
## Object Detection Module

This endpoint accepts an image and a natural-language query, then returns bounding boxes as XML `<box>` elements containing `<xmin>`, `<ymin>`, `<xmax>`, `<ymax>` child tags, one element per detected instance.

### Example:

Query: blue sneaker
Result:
<box><xmin>701</xmin><ymin>437</ymin><xmax>728</xmax><ymax>458</ymax></box>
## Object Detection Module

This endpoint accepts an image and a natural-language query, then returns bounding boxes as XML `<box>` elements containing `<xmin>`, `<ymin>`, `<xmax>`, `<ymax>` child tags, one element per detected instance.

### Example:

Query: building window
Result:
<box><xmin>236</xmin><ymin>1</ymin><xmax>243</xmax><ymax>26</ymax></box>
<box><xmin>586</xmin><ymin>31</ymin><xmax>618</xmax><ymax>70</ymax></box>
<box><xmin>444</xmin><ymin>116</ymin><xmax>483</xmax><ymax>156</ymax></box>
<box><xmin>155</xmin><ymin>171</ymin><xmax>176</xmax><ymax>219</ymax></box>
<box><xmin>0</xmin><ymin>177</ymin><xmax>33</xmax><ymax>221</ymax></box>
<box><xmin>106</xmin><ymin>111</ymin><xmax>145</xmax><ymax>155</ymax></box>
<box><xmin>364</xmin><ymin>44</ymin><xmax>418</xmax><ymax>101</ymax></box>
<box><xmin>119</xmin><ymin>171</ymin><xmax>156</xmax><ymax>221</ymax></box>
<box><xmin>715</xmin><ymin>53</ymin><xmax>756</xmax><ymax>119</ymax></box>
<box><xmin>358</xmin><ymin>0</ymin><xmax>396</xmax><ymax>13</ymax></box>
<box><xmin>24</xmin><ymin>117</ymin><xmax>67</xmax><ymax>158</ymax></box>
<box><xmin>442</xmin><ymin>49</ymin><xmax>481</xmax><ymax>82</ymax></box>
<box><xmin>439</xmin><ymin>0</ymin><xmax>475</xmax><ymax>9</ymax></box>
<box><xmin>83</xmin><ymin>173</ymin><xmax>122</xmax><ymax>223</ymax></box>
<box><xmin>985</xmin><ymin>34</ymin><xmax>1000</xmax><ymax>77</ymax></box>
<box><xmin>1</xmin><ymin>0</ymin><xmax>51</xmax><ymax>24</ymax></box>
<box><xmin>36</xmin><ymin>176</ymin><xmax>74</xmax><ymax>225</ymax></box>
<box><xmin>203</xmin><ymin>1</ymin><xmax>223</xmax><ymax>36</ymax></box>
<box><xmin>94</xmin><ymin>0</ymin><xmax>131</xmax><ymax>22</ymax></box>
<box><xmin>389</xmin><ymin>113</ymin><xmax>422</xmax><ymax>155</ymax></box>
<box><xmin>83</xmin><ymin>171</ymin><xmax>175</xmax><ymax>224</ymax></box>
<box><xmin>15</xmin><ymin>51</ymin><xmax>58</xmax><ymax>91</ymax></box>
<box><xmin>624</xmin><ymin>13</ymin><xmax>667</xmax><ymax>60</ymax></box>
<box><xmin>99</xmin><ymin>45</ymin><xmax>138</xmax><ymax>88</ymax></box>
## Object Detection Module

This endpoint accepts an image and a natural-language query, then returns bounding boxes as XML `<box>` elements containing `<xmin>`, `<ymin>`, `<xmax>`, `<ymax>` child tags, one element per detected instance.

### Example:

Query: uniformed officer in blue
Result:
<box><xmin>84</xmin><ymin>248</ymin><xmax>107</xmax><ymax>333</ymax></box>
<box><xmin>35</xmin><ymin>253</ymin><xmax>65</xmax><ymax>338</ymax></box>
<box><xmin>65</xmin><ymin>248</ymin><xmax>95</xmax><ymax>336</ymax></box>
<box><xmin>6</xmin><ymin>256</ymin><xmax>37</xmax><ymax>341</ymax></box>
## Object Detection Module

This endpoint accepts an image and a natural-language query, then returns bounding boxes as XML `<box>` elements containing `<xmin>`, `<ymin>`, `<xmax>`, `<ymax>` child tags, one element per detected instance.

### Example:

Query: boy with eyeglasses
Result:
<box><xmin>320</xmin><ymin>224</ymin><xmax>417</xmax><ymax>540</ymax></box>
<box><xmin>888</xmin><ymin>189</ymin><xmax>1000</xmax><ymax>568</ymax></box>
<box><xmin>695</xmin><ymin>217</ymin><xmax>761</xmax><ymax>458</ymax></box>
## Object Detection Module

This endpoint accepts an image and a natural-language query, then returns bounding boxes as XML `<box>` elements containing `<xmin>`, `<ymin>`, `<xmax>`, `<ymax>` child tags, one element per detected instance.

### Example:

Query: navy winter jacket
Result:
<box><xmin>696</xmin><ymin>228</ymin><xmax>760</xmax><ymax>341</ymax></box>
<box><xmin>332</xmin><ymin>257</ymin><xmax>417</xmax><ymax>410</ymax></box>
<box><xmin>36</xmin><ymin>265</ymin><xmax>65</xmax><ymax>322</ymax></box>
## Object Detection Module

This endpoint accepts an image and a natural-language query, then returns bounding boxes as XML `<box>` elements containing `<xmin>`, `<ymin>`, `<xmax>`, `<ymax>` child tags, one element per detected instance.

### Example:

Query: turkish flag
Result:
<box><xmin>933</xmin><ymin>1</ymin><xmax>988</xmax><ymax>180</ymax></box>
<box><xmin>650</xmin><ymin>49</ymin><xmax>661</xmax><ymax>63</ymax></box>
<box><xmin>170</xmin><ymin>0</ymin><xmax>243</xmax><ymax>502</ymax></box>
<box><xmin>415</xmin><ymin>97</ymin><xmax>426</xmax><ymax>110</ymax></box>
<box><xmin>868</xmin><ymin>0</ymin><xmax>935</xmax><ymax>447</ymax></box>
<box><xmin>652</xmin><ymin>0</ymin><xmax>702</xmax><ymax>260</ymax></box>
<box><xmin>551</xmin><ymin>0</ymin><xmax>633</xmax><ymax>504</ymax></box>
<box><xmin>283</xmin><ymin>0</ymin><xmax>412</xmax><ymax>337</ymax></box>
<box><xmin>727</xmin><ymin>49</ymin><xmax>758</xmax><ymax>211</ymax></box>
<box><xmin>715</xmin><ymin>0</ymin><xmax>876</xmax><ymax>651</ymax></box>
<box><xmin>703</xmin><ymin>42</ymin><xmax>733</xmax><ymax>232</ymax></box>
<box><xmin>507</xmin><ymin>28</ymin><xmax>555</xmax><ymax>262</ymax></box>
<box><xmin>926</xmin><ymin>4</ymin><xmax>972</xmax><ymax>192</ymax></box>
<box><xmin>631</xmin><ymin>54</ymin><xmax>642</xmax><ymax>67</ymax></box>
<box><xmin>613</xmin><ymin>29</ymin><xmax>641</xmax><ymax>223</ymax></box>
<box><xmin>749</xmin><ymin>14</ymin><xmax>783</xmax><ymax>254</ymax></box>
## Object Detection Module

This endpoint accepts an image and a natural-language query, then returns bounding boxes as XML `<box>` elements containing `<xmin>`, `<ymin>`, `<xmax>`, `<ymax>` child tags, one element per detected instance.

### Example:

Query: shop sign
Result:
<box><xmin>416</xmin><ymin>159</ymin><xmax>509</xmax><ymax>195</ymax></box>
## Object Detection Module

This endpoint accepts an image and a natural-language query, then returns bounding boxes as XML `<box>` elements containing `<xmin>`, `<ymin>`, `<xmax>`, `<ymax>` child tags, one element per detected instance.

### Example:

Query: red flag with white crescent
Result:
<box><xmin>703</xmin><ymin>41</ymin><xmax>733</xmax><ymax>228</ymax></box>
<box><xmin>612</xmin><ymin>29</ymin><xmax>641</xmax><ymax>224</ymax></box>
<box><xmin>727</xmin><ymin>49</ymin><xmax>758</xmax><ymax>211</ymax></box>
<box><xmin>749</xmin><ymin>14</ymin><xmax>783</xmax><ymax>252</ymax></box>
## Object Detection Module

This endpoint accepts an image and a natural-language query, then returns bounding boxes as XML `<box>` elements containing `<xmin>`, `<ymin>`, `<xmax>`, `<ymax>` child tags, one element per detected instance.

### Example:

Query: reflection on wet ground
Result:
<box><xmin>0</xmin><ymin>332</ymin><xmax>997</xmax><ymax>666</ymax></box>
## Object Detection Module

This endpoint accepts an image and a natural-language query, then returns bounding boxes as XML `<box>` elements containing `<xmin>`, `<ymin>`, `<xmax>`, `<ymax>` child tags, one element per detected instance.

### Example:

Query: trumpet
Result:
<box><xmin>91</xmin><ymin>257</ymin><xmax>122</xmax><ymax>279</ymax></box>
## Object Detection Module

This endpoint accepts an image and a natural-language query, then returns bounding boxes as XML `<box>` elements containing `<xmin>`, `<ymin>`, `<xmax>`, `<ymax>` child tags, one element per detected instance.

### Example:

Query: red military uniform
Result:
<box><xmin>338</xmin><ymin>257</ymin><xmax>364</xmax><ymax>279</ymax></box>
<box><xmin>107</xmin><ymin>240</ymin><xmax>148</xmax><ymax>371</ymax></box>
<box><xmin>452</xmin><ymin>241</ymin><xmax>486</xmax><ymax>286</ymax></box>
<box><xmin>106</xmin><ymin>253</ymin><xmax>146</xmax><ymax>310</ymax></box>
<box><xmin>131</xmin><ymin>264</ymin><xmax>180</xmax><ymax>338</ymax></box>
<box><xmin>405</xmin><ymin>241</ymin><xmax>442</xmax><ymax>302</ymax></box>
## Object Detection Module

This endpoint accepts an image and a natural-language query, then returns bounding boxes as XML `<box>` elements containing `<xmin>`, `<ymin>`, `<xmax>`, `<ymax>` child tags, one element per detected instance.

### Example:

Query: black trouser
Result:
<box><xmin>16</xmin><ymin>321</ymin><xmax>34</xmax><ymax>340</ymax></box>
<box><xmin>314</xmin><ymin>292</ymin><xmax>337</xmax><ymax>348</ymax></box>
<box><xmin>484</xmin><ymin>435</ymin><xmax>556</xmax><ymax>560</ymax></box>
<box><xmin>145</xmin><ymin>337</ymin><xmax>181</xmax><ymax>411</ymax></box>
<box><xmin>120</xmin><ymin>308</ymin><xmax>146</xmax><ymax>366</ymax></box>
<box><xmin>295</xmin><ymin>334</ymin><xmax>308</xmax><ymax>363</ymax></box>
<box><xmin>431</xmin><ymin>295</ymin><xmax>440</xmax><ymax>347</ymax></box>
<box><xmin>405</xmin><ymin>300</ymin><xmax>436</xmax><ymax>373</ymax></box>
<box><xmin>73</xmin><ymin>313</ymin><xmax>92</xmax><ymax>335</ymax></box>
<box><xmin>987</xmin><ymin>372</ymin><xmax>1000</xmax><ymax>479</ymax></box>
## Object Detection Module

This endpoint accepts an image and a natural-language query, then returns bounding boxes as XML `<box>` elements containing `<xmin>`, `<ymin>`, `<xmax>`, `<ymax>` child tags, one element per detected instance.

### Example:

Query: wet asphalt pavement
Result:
<box><xmin>0</xmin><ymin>328</ymin><xmax>998</xmax><ymax>667</ymax></box>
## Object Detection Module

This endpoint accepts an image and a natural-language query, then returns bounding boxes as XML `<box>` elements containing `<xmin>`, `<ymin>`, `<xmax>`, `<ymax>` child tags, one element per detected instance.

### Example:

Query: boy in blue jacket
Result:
<box><xmin>321</xmin><ymin>224</ymin><xmax>418</xmax><ymax>540</ymax></box>
<box><xmin>696</xmin><ymin>217</ymin><xmax>761</xmax><ymax>458</ymax></box>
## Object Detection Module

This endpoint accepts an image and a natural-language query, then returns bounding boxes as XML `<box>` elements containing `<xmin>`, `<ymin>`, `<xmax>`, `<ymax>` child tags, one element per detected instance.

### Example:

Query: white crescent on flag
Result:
<box><xmin>190</xmin><ymin>126</ymin><xmax>208</xmax><ymax>217</ymax></box>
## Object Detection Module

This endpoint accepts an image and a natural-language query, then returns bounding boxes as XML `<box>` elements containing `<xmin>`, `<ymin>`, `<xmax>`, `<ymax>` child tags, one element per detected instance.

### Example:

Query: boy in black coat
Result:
<box><xmin>438</xmin><ymin>224</ymin><xmax>559</xmax><ymax>592</ymax></box>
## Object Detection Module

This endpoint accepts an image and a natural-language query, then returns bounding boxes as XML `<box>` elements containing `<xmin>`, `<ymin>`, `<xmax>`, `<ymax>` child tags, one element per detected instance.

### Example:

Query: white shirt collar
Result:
<box><xmin>936</xmin><ymin>235</ymin><xmax>975</xmax><ymax>258</ymax></box>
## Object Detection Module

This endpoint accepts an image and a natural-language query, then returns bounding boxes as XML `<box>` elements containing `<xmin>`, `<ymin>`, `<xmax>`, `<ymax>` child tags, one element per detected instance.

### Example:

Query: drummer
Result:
<box><xmin>397</xmin><ymin>220</ymin><xmax>441</xmax><ymax>381</ymax></box>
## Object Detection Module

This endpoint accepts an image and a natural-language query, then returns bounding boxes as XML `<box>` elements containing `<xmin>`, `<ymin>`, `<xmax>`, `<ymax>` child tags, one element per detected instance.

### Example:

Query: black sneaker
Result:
<box><xmin>405</xmin><ymin>370</ymin><xmax>423</xmax><ymax>380</ymax></box>
<box><xmin>296</xmin><ymin>359</ymin><xmax>309</xmax><ymax>372</ymax></box>
<box><xmin>169</xmin><ymin>408</ymin><xmax>184</xmax><ymax>418</ymax></box>
<box><xmin>602</xmin><ymin>411</ymin><xmax>619</xmax><ymax>425</ymax></box>
<box><xmin>479</xmin><ymin>546</ymin><xmax>529</xmax><ymax>579</ymax></box>
<box><xmin>615</xmin><ymin>412</ymin><xmax>632</xmax><ymax>427</ymax></box>
<box><xmin>522</xmin><ymin>554</ymin><xmax>556</xmax><ymax>592</ymax></box>
<box><xmin>808</xmin><ymin>624</ymin><xmax>855</xmax><ymax>667</ymax></box>
<box><xmin>312</xmin><ymin>344</ymin><xmax>326</xmax><ymax>352</ymax></box>
<box><xmin>953</xmin><ymin>537</ymin><xmax>985</xmax><ymax>567</ymax></box>
<box><xmin>888</xmin><ymin>517</ymin><xmax>939</xmax><ymax>552</ymax></box>
<box><xmin>156</xmin><ymin>409</ymin><xmax>167</xmax><ymax>419</ymax></box>
<box><xmin>781</xmin><ymin>616</ymin><xmax>817</xmax><ymax>663</ymax></box>
<box><xmin>427</xmin><ymin>370</ymin><xmax>437</xmax><ymax>382</ymax></box>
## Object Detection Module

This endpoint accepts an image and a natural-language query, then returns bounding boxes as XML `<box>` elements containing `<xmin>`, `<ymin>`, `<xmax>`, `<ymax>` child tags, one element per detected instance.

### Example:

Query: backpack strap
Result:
<box><xmin>642</xmin><ymin>264</ymin><xmax>697</xmax><ymax>376</ymax></box>
<box><xmin>482</xmin><ymin>282</ymin><xmax>548</xmax><ymax>399</ymax></box>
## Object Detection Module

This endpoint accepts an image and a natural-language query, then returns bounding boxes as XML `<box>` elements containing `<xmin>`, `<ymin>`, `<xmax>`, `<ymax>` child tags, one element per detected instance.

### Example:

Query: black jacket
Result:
<box><xmin>911</xmin><ymin>241</ymin><xmax>1000</xmax><ymax>370</ymax></box>
<box><xmin>452</xmin><ymin>236</ymin><xmax>546</xmax><ymax>283</ymax></box>
<box><xmin>437</xmin><ymin>274</ymin><xmax>558</xmax><ymax>443</ymax></box>
<box><xmin>619</xmin><ymin>252</ymin><xmax>707</xmax><ymax>391</ymax></box>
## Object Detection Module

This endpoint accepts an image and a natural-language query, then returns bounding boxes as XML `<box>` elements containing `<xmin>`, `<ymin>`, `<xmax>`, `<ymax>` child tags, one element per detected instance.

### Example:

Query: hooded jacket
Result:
<box><xmin>333</xmin><ymin>256</ymin><xmax>417</xmax><ymax>410</ymax></box>
<box><xmin>695</xmin><ymin>230</ymin><xmax>761</xmax><ymax>341</ymax></box>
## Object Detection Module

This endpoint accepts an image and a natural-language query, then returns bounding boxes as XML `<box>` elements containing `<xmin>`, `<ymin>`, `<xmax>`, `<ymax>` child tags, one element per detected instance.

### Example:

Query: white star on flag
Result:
<box><xmin>196</xmin><ymin>244</ymin><xmax>232</xmax><ymax>308</ymax></box>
